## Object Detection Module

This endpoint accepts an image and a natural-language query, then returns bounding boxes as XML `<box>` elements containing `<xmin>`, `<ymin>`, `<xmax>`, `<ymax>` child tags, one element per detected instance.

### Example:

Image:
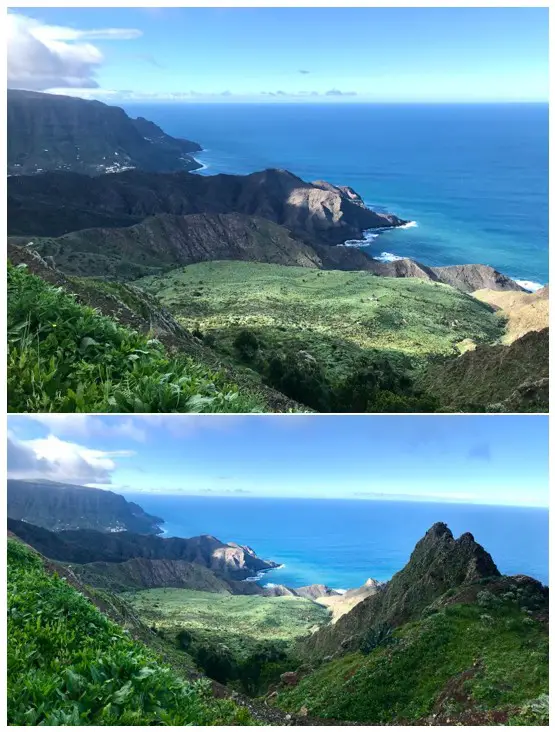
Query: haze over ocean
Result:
<box><xmin>126</xmin><ymin>495</ymin><xmax>549</xmax><ymax>589</ymax></box>
<box><xmin>123</xmin><ymin>102</ymin><xmax>548</xmax><ymax>287</ymax></box>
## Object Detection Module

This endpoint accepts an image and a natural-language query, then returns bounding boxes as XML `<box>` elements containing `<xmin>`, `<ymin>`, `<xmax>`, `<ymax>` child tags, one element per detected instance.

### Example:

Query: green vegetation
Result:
<box><xmin>7</xmin><ymin>263</ymin><xmax>263</xmax><ymax>413</ymax></box>
<box><xmin>138</xmin><ymin>261</ymin><xmax>503</xmax><ymax>411</ymax></box>
<box><xmin>7</xmin><ymin>540</ymin><xmax>256</xmax><ymax>725</ymax></box>
<box><xmin>276</xmin><ymin>599</ymin><xmax>548</xmax><ymax>725</ymax></box>
<box><xmin>127</xmin><ymin>588</ymin><xmax>329</xmax><ymax>694</ymax></box>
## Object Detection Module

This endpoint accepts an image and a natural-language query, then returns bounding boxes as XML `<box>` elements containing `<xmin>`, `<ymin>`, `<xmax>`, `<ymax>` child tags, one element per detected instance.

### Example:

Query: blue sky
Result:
<box><xmin>7</xmin><ymin>415</ymin><xmax>549</xmax><ymax>507</ymax></box>
<box><xmin>8</xmin><ymin>7</ymin><xmax>549</xmax><ymax>102</ymax></box>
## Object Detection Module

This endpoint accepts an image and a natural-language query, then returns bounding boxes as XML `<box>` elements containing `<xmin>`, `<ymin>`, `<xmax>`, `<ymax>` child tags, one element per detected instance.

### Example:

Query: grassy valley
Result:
<box><xmin>127</xmin><ymin>589</ymin><xmax>329</xmax><ymax>693</ymax></box>
<box><xmin>137</xmin><ymin>261</ymin><xmax>504</xmax><ymax>411</ymax></box>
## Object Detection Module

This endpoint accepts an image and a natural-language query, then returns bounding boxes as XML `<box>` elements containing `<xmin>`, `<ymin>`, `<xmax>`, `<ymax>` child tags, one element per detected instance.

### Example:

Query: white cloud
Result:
<box><xmin>7</xmin><ymin>13</ymin><xmax>141</xmax><ymax>91</ymax></box>
<box><xmin>7</xmin><ymin>433</ymin><xmax>134</xmax><ymax>486</ymax></box>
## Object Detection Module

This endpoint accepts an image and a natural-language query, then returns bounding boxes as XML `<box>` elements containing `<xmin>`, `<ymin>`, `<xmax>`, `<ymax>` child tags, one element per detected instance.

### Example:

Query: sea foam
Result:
<box><xmin>375</xmin><ymin>251</ymin><xmax>405</xmax><ymax>262</ymax></box>
<box><xmin>515</xmin><ymin>280</ymin><xmax>544</xmax><ymax>293</ymax></box>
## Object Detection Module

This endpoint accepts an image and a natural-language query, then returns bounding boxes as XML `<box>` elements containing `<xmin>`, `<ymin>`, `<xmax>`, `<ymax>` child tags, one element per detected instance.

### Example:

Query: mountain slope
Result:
<box><xmin>7</xmin><ymin>538</ymin><xmax>255</xmax><ymax>726</ymax></box>
<box><xmin>472</xmin><ymin>285</ymin><xmax>549</xmax><ymax>343</ymax></box>
<box><xmin>7</xmin><ymin>89</ymin><xmax>201</xmax><ymax>175</ymax></box>
<box><xmin>7</xmin><ymin>480</ymin><xmax>163</xmax><ymax>534</ymax></box>
<box><xmin>7</xmin><ymin>258</ymin><xmax>271</xmax><ymax>414</ymax></box>
<box><xmin>273</xmin><ymin>523</ymin><xmax>548</xmax><ymax>725</ymax></box>
<box><xmin>421</xmin><ymin>328</ymin><xmax>549</xmax><ymax>412</ymax></box>
<box><xmin>11</xmin><ymin>216</ymin><xmax>525</xmax><ymax>293</ymax></box>
<box><xmin>277</xmin><ymin>583</ymin><xmax>548</xmax><ymax>725</ymax></box>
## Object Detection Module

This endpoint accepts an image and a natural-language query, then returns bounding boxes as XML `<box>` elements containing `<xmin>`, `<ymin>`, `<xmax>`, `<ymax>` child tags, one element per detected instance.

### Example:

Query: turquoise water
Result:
<box><xmin>127</xmin><ymin>496</ymin><xmax>549</xmax><ymax>589</ymax></box>
<box><xmin>123</xmin><ymin>102</ymin><xmax>548</xmax><ymax>286</ymax></box>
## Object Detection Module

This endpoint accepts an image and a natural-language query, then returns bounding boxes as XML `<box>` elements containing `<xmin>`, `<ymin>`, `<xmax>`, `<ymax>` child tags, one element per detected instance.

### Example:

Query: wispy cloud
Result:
<box><xmin>325</xmin><ymin>88</ymin><xmax>357</xmax><ymax>96</ymax></box>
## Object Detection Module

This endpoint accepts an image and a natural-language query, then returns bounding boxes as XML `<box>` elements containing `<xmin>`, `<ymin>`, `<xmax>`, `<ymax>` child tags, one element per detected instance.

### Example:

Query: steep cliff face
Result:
<box><xmin>301</xmin><ymin>523</ymin><xmax>501</xmax><ymax>658</ymax></box>
<box><xmin>7</xmin><ymin>480</ymin><xmax>163</xmax><ymax>534</ymax></box>
<box><xmin>7</xmin><ymin>89</ymin><xmax>201</xmax><ymax>176</ymax></box>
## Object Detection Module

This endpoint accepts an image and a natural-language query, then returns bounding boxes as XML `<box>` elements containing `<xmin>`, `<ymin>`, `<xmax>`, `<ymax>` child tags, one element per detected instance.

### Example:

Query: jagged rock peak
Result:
<box><xmin>425</xmin><ymin>522</ymin><xmax>453</xmax><ymax>540</ymax></box>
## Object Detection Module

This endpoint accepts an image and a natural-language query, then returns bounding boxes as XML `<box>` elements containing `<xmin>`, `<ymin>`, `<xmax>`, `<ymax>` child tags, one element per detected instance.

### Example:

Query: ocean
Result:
<box><xmin>126</xmin><ymin>495</ymin><xmax>549</xmax><ymax>589</ymax></box>
<box><xmin>123</xmin><ymin>102</ymin><xmax>548</xmax><ymax>288</ymax></box>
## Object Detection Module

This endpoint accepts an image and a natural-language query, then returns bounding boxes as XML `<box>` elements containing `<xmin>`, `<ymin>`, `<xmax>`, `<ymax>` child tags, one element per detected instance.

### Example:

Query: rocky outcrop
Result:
<box><xmin>421</xmin><ymin>327</ymin><xmax>549</xmax><ymax>412</ymax></box>
<box><xmin>7</xmin><ymin>517</ymin><xmax>279</xmax><ymax>581</ymax></box>
<box><xmin>7</xmin><ymin>480</ymin><xmax>164</xmax><ymax>534</ymax></box>
<box><xmin>365</xmin><ymin>258</ymin><xmax>523</xmax><ymax>293</ymax></box>
<box><xmin>294</xmin><ymin>584</ymin><xmax>339</xmax><ymax>600</ymax></box>
<box><xmin>7</xmin><ymin>167</ymin><xmax>405</xmax><ymax>245</ymax></box>
<box><xmin>300</xmin><ymin>523</ymin><xmax>500</xmax><ymax>659</ymax></box>
<box><xmin>7</xmin><ymin>89</ymin><xmax>201</xmax><ymax>176</ymax></box>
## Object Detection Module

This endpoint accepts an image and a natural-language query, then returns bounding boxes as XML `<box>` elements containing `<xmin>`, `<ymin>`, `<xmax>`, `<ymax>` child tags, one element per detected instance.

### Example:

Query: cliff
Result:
<box><xmin>300</xmin><ymin>522</ymin><xmax>501</xmax><ymax>659</ymax></box>
<box><xmin>7</xmin><ymin>89</ymin><xmax>201</xmax><ymax>176</ymax></box>
<box><xmin>7</xmin><ymin>479</ymin><xmax>163</xmax><ymax>534</ymax></box>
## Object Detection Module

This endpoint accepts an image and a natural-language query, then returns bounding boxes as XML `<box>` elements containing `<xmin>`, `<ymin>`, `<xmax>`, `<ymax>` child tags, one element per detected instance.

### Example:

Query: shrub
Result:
<box><xmin>233</xmin><ymin>329</ymin><xmax>260</xmax><ymax>360</ymax></box>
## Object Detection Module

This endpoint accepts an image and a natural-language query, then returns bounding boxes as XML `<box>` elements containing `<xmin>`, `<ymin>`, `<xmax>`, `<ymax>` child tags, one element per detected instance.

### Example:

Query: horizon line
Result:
<box><xmin>116</xmin><ymin>491</ymin><xmax>548</xmax><ymax>510</ymax></box>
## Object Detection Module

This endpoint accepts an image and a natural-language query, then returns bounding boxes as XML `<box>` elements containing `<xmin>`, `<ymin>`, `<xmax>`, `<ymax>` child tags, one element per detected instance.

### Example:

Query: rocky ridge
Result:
<box><xmin>300</xmin><ymin>522</ymin><xmax>502</xmax><ymax>659</ymax></box>
<box><xmin>7</xmin><ymin>517</ymin><xmax>279</xmax><ymax>582</ymax></box>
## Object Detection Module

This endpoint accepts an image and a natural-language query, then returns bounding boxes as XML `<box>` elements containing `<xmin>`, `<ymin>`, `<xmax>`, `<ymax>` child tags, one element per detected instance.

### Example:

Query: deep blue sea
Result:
<box><xmin>123</xmin><ymin>103</ymin><xmax>548</xmax><ymax>287</ymax></box>
<box><xmin>126</xmin><ymin>496</ymin><xmax>549</xmax><ymax>589</ymax></box>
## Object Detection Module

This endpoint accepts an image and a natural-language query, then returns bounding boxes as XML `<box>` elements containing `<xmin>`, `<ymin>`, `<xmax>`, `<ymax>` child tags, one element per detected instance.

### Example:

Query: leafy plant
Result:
<box><xmin>7</xmin><ymin>263</ymin><xmax>264</xmax><ymax>413</ymax></box>
<box><xmin>7</xmin><ymin>540</ymin><xmax>256</xmax><ymax>726</ymax></box>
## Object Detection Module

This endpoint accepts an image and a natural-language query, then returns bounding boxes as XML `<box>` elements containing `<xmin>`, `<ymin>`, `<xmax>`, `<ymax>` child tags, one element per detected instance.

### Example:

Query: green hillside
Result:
<box><xmin>7</xmin><ymin>539</ymin><xmax>255</xmax><ymax>726</ymax></box>
<box><xmin>275</xmin><ymin>597</ymin><xmax>548</xmax><ymax>725</ymax></box>
<box><xmin>7</xmin><ymin>262</ymin><xmax>264</xmax><ymax>413</ymax></box>
<box><xmin>137</xmin><ymin>261</ymin><xmax>504</xmax><ymax>411</ymax></box>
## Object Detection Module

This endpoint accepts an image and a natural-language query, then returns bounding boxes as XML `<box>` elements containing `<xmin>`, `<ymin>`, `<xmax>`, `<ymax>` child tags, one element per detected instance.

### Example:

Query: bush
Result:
<box><xmin>233</xmin><ymin>329</ymin><xmax>260</xmax><ymax>360</ymax></box>
<box><xmin>265</xmin><ymin>352</ymin><xmax>331</xmax><ymax>411</ymax></box>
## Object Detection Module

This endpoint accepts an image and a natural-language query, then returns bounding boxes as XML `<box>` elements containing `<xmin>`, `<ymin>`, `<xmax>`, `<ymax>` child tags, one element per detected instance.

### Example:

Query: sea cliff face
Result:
<box><xmin>7</xmin><ymin>479</ymin><xmax>164</xmax><ymax>534</ymax></box>
<box><xmin>7</xmin><ymin>89</ymin><xmax>202</xmax><ymax>176</ymax></box>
